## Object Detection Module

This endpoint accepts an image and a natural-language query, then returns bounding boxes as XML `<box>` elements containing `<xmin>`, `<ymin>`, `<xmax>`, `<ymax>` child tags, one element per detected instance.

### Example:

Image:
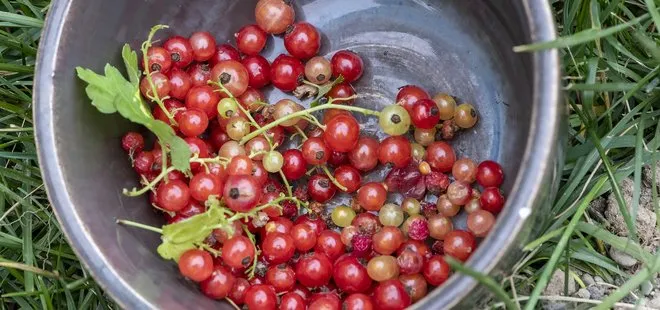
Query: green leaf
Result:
<box><xmin>121</xmin><ymin>44</ymin><xmax>140</xmax><ymax>86</ymax></box>
<box><xmin>157</xmin><ymin>200</ymin><xmax>230</xmax><ymax>261</ymax></box>
<box><xmin>74</xmin><ymin>68</ymin><xmax>118</xmax><ymax>114</ymax></box>
<box><xmin>76</xmin><ymin>44</ymin><xmax>191</xmax><ymax>172</ymax></box>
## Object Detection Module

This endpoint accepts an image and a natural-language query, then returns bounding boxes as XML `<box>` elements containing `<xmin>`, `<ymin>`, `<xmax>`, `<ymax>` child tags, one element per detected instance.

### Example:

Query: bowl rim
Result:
<box><xmin>34</xmin><ymin>0</ymin><xmax>561</xmax><ymax>309</ymax></box>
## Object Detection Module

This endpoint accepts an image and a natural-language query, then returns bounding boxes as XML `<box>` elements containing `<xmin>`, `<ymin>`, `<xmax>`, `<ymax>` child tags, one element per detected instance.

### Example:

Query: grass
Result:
<box><xmin>0</xmin><ymin>0</ymin><xmax>658</xmax><ymax>309</ymax></box>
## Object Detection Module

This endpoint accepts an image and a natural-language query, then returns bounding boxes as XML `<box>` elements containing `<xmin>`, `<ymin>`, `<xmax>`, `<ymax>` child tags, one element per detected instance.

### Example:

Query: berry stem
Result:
<box><xmin>116</xmin><ymin>219</ymin><xmax>163</xmax><ymax>234</ymax></box>
<box><xmin>243</xmin><ymin>227</ymin><xmax>260</xmax><ymax>279</ymax></box>
<box><xmin>225</xmin><ymin>298</ymin><xmax>241</xmax><ymax>310</ymax></box>
<box><xmin>279</xmin><ymin>170</ymin><xmax>294</xmax><ymax>198</ymax></box>
<box><xmin>140</xmin><ymin>25</ymin><xmax>176</xmax><ymax>125</ymax></box>
<box><xmin>123</xmin><ymin>166</ymin><xmax>177</xmax><ymax>196</ymax></box>
<box><xmin>239</xmin><ymin>97</ymin><xmax>377</xmax><ymax>144</ymax></box>
<box><xmin>321</xmin><ymin>165</ymin><xmax>347</xmax><ymax>191</ymax></box>
<box><xmin>293</xmin><ymin>125</ymin><xmax>308</xmax><ymax>140</ymax></box>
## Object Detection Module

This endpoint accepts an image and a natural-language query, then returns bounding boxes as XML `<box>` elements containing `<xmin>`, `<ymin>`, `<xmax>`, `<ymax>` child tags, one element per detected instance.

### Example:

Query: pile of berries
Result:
<box><xmin>118</xmin><ymin>0</ymin><xmax>506</xmax><ymax>309</ymax></box>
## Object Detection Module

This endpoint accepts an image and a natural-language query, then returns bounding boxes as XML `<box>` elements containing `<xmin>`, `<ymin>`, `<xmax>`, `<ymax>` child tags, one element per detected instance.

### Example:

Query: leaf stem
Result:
<box><xmin>116</xmin><ymin>219</ymin><xmax>163</xmax><ymax>234</ymax></box>
<box><xmin>239</xmin><ymin>97</ymin><xmax>377</xmax><ymax>144</ymax></box>
<box><xmin>123</xmin><ymin>166</ymin><xmax>177</xmax><ymax>196</ymax></box>
<box><xmin>140</xmin><ymin>25</ymin><xmax>176</xmax><ymax>125</ymax></box>
<box><xmin>321</xmin><ymin>165</ymin><xmax>347</xmax><ymax>191</ymax></box>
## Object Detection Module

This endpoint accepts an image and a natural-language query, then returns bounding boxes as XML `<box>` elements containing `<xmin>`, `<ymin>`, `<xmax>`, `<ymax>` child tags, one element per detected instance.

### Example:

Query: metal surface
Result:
<box><xmin>34</xmin><ymin>0</ymin><xmax>561</xmax><ymax>309</ymax></box>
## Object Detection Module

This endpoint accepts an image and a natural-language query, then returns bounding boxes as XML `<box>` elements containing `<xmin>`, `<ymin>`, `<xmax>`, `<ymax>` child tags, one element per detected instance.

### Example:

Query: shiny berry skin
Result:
<box><xmin>282</xmin><ymin>149</ymin><xmax>307</xmax><ymax>180</ymax></box>
<box><xmin>453</xmin><ymin>158</ymin><xmax>478</xmax><ymax>184</ymax></box>
<box><xmin>399</xmin><ymin>273</ymin><xmax>427</xmax><ymax>302</ymax></box>
<box><xmin>351</xmin><ymin>212</ymin><xmax>382</xmax><ymax>235</ymax></box>
<box><xmin>262</xmin><ymin>232</ymin><xmax>295</xmax><ymax>265</ymax></box>
<box><xmin>444</xmin><ymin>230</ymin><xmax>476</xmax><ymax>261</ymax></box>
<box><xmin>200</xmin><ymin>265</ymin><xmax>235</xmax><ymax>299</ymax></box>
<box><xmin>227</xmin><ymin>155</ymin><xmax>254</xmax><ymax>176</ymax></box>
<box><xmin>467</xmin><ymin>209</ymin><xmax>495</xmax><ymax>237</ymax></box>
<box><xmin>223</xmin><ymin>175</ymin><xmax>262</xmax><ymax>212</ymax></box>
<box><xmin>331</xmin><ymin>50</ymin><xmax>364</xmax><ymax>83</ymax></box>
<box><xmin>295</xmin><ymin>252</ymin><xmax>333</xmax><ymax>287</ymax></box>
<box><xmin>372</xmin><ymin>279</ymin><xmax>411</xmax><ymax>310</ymax></box>
<box><xmin>189</xmin><ymin>172</ymin><xmax>223</xmax><ymax>202</ymax></box>
<box><xmin>294</xmin><ymin>214</ymin><xmax>328</xmax><ymax>236</ymax></box>
<box><xmin>163</xmin><ymin>36</ymin><xmax>193</xmax><ymax>68</ymax></box>
<box><xmin>334</xmin><ymin>165</ymin><xmax>361</xmax><ymax>193</ymax></box>
<box><xmin>378</xmin><ymin>136</ymin><xmax>412</xmax><ymax>169</ymax></box>
<box><xmin>178</xmin><ymin>249</ymin><xmax>213</xmax><ymax>282</ymax></box>
<box><xmin>208</xmin><ymin>128</ymin><xmax>230</xmax><ymax>152</ymax></box>
<box><xmin>187</xmin><ymin>63</ymin><xmax>212</xmax><ymax>87</ymax></box>
<box><xmin>222</xmin><ymin>236</ymin><xmax>256</xmax><ymax>269</ymax></box>
<box><xmin>308</xmin><ymin>174</ymin><xmax>337</xmax><ymax>203</ymax></box>
<box><xmin>153</xmin><ymin>98</ymin><xmax>184</xmax><ymax>128</ymax></box>
<box><xmin>305</xmin><ymin>56</ymin><xmax>332</xmax><ymax>84</ymax></box>
<box><xmin>280</xmin><ymin>292</ymin><xmax>306</xmax><ymax>310</ymax></box>
<box><xmin>245</xmin><ymin>284</ymin><xmax>278</xmax><ymax>310</ymax></box>
<box><xmin>328</xmin><ymin>150</ymin><xmax>349</xmax><ymax>166</ymax></box>
<box><xmin>447</xmin><ymin>181</ymin><xmax>473</xmax><ymax>205</ymax></box>
<box><xmin>156</xmin><ymin>180</ymin><xmax>190</xmax><ymax>212</ymax></box>
<box><xmin>397</xmin><ymin>249</ymin><xmax>424</xmax><ymax>276</ymax></box>
<box><xmin>480</xmin><ymin>187</ymin><xmax>505</xmax><ymax>213</ymax></box>
<box><xmin>348</xmin><ymin>136</ymin><xmax>379</xmax><ymax>171</ymax></box>
<box><xmin>211</xmin><ymin>43</ymin><xmax>241</xmax><ymax>65</ymax></box>
<box><xmin>314</xmin><ymin>230</ymin><xmax>345</xmax><ymax>262</ymax></box>
<box><xmin>185</xmin><ymin>136</ymin><xmax>211</xmax><ymax>159</ymax></box>
<box><xmin>373</xmin><ymin>226</ymin><xmax>404</xmax><ymax>255</ymax></box>
<box><xmin>291</xmin><ymin>223</ymin><xmax>317</xmax><ymax>251</ymax></box>
<box><xmin>324</xmin><ymin>114</ymin><xmax>360</xmax><ymax>152</ymax></box>
<box><xmin>357</xmin><ymin>182</ymin><xmax>387</xmax><ymax>211</ymax></box>
<box><xmin>476</xmin><ymin>160</ymin><xmax>504</xmax><ymax>187</ymax></box>
<box><xmin>185</xmin><ymin>85</ymin><xmax>220</xmax><ymax>118</ymax></box>
<box><xmin>146</xmin><ymin>46</ymin><xmax>172</xmax><ymax>73</ymax></box>
<box><xmin>396</xmin><ymin>85</ymin><xmax>430</xmax><ymax>114</ymax></box>
<box><xmin>177</xmin><ymin>109</ymin><xmax>208</xmax><ymax>137</ymax></box>
<box><xmin>167</xmin><ymin>69</ymin><xmax>192</xmax><ymax>100</ymax></box>
<box><xmin>140</xmin><ymin>72</ymin><xmax>170</xmax><ymax>99</ymax></box>
<box><xmin>327</xmin><ymin>82</ymin><xmax>356</xmax><ymax>104</ymax></box>
<box><xmin>236</xmin><ymin>24</ymin><xmax>268</xmax><ymax>56</ymax></box>
<box><xmin>333</xmin><ymin>255</ymin><xmax>372</xmax><ymax>293</ymax></box>
<box><xmin>284</xmin><ymin>22</ymin><xmax>321</xmax><ymax>60</ymax></box>
<box><xmin>309</xmin><ymin>293</ymin><xmax>341</xmax><ymax>310</ymax></box>
<box><xmin>122</xmin><ymin>131</ymin><xmax>144</xmax><ymax>154</ymax></box>
<box><xmin>271</xmin><ymin>54</ymin><xmax>305</xmax><ymax>92</ymax></box>
<box><xmin>228</xmin><ymin>278</ymin><xmax>250</xmax><ymax>305</ymax></box>
<box><xmin>397</xmin><ymin>239</ymin><xmax>431</xmax><ymax>261</ymax></box>
<box><xmin>302</xmin><ymin>137</ymin><xmax>330</xmax><ymax>165</ymax></box>
<box><xmin>189</xmin><ymin>31</ymin><xmax>217</xmax><ymax>62</ymax></box>
<box><xmin>242</xmin><ymin>55</ymin><xmax>272</xmax><ymax>89</ymax></box>
<box><xmin>265</xmin><ymin>264</ymin><xmax>296</xmax><ymax>292</ymax></box>
<box><xmin>411</xmin><ymin>98</ymin><xmax>440</xmax><ymax>129</ymax></box>
<box><xmin>344</xmin><ymin>293</ymin><xmax>375</xmax><ymax>310</ymax></box>
<box><xmin>255</xmin><ymin>0</ymin><xmax>295</xmax><ymax>34</ymax></box>
<box><xmin>426</xmin><ymin>141</ymin><xmax>456</xmax><ymax>173</ymax></box>
<box><xmin>211</xmin><ymin>60</ymin><xmax>249</xmax><ymax>97</ymax></box>
<box><xmin>423</xmin><ymin>255</ymin><xmax>451</xmax><ymax>286</ymax></box>
<box><xmin>454</xmin><ymin>103</ymin><xmax>479</xmax><ymax>128</ymax></box>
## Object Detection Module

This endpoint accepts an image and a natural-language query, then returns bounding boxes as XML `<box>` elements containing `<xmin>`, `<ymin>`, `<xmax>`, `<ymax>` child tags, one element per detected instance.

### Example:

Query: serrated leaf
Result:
<box><xmin>74</xmin><ymin>67</ymin><xmax>117</xmax><ymax>114</ymax></box>
<box><xmin>122</xmin><ymin>44</ymin><xmax>140</xmax><ymax>85</ymax></box>
<box><xmin>147</xmin><ymin>121</ymin><xmax>191</xmax><ymax>172</ymax></box>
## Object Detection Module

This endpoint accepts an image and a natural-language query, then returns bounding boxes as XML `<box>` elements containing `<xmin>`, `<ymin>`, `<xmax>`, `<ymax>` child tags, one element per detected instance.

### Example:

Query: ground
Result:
<box><xmin>0</xmin><ymin>0</ymin><xmax>659</xmax><ymax>309</ymax></box>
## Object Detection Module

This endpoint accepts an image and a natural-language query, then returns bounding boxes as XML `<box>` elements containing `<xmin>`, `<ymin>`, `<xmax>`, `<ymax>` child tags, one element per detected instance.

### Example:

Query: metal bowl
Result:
<box><xmin>34</xmin><ymin>0</ymin><xmax>561</xmax><ymax>308</ymax></box>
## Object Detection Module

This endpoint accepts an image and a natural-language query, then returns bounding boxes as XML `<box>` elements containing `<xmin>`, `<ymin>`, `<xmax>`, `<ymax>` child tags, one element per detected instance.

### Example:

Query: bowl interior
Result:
<box><xmin>38</xmin><ymin>0</ymin><xmax>535</xmax><ymax>308</ymax></box>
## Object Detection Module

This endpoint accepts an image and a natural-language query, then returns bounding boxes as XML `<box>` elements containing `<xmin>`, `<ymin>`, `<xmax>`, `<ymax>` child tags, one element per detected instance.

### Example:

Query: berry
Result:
<box><xmin>255</xmin><ymin>0</ymin><xmax>295</xmax><ymax>34</ymax></box>
<box><xmin>295</xmin><ymin>252</ymin><xmax>333</xmax><ymax>287</ymax></box>
<box><xmin>178</xmin><ymin>249</ymin><xmax>213</xmax><ymax>282</ymax></box>
<box><xmin>200</xmin><ymin>265</ymin><xmax>235</xmax><ymax>299</ymax></box>
<box><xmin>331</xmin><ymin>50</ymin><xmax>364</xmax><ymax>83</ymax></box>
<box><xmin>284</xmin><ymin>22</ymin><xmax>321</xmax><ymax>60</ymax></box>
<box><xmin>480</xmin><ymin>187</ymin><xmax>505</xmax><ymax>213</ymax></box>
<box><xmin>372</xmin><ymin>279</ymin><xmax>411</xmax><ymax>310</ymax></box>
<box><xmin>403</xmin><ymin>215</ymin><xmax>429</xmax><ymax>241</ymax></box>
<box><xmin>425</xmin><ymin>170</ymin><xmax>450</xmax><ymax>195</ymax></box>
<box><xmin>476</xmin><ymin>160</ymin><xmax>504</xmax><ymax>187</ymax></box>
<box><xmin>244</xmin><ymin>285</ymin><xmax>278</xmax><ymax>310</ymax></box>
<box><xmin>351</xmin><ymin>234</ymin><xmax>373</xmax><ymax>257</ymax></box>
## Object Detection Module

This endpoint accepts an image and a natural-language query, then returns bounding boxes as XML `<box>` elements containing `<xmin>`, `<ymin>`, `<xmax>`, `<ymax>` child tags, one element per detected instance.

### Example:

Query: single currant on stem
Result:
<box><xmin>255</xmin><ymin>0</ymin><xmax>295</xmax><ymax>34</ymax></box>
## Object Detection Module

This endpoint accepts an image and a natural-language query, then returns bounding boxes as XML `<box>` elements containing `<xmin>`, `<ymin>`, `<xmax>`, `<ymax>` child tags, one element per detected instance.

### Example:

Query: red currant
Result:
<box><xmin>236</xmin><ymin>24</ymin><xmax>268</xmax><ymax>56</ymax></box>
<box><xmin>396</xmin><ymin>85</ymin><xmax>429</xmax><ymax>114</ymax></box>
<box><xmin>222</xmin><ymin>236</ymin><xmax>256</xmax><ymax>269</ymax></box>
<box><xmin>185</xmin><ymin>85</ymin><xmax>220</xmax><ymax>118</ymax></box>
<box><xmin>327</xmin><ymin>82</ymin><xmax>355</xmax><ymax>104</ymax></box>
<box><xmin>423</xmin><ymin>255</ymin><xmax>451</xmax><ymax>286</ymax></box>
<box><xmin>476</xmin><ymin>160</ymin><xmax>504</xmax><ymax>187</ymax></box>
<box><xmin>167</xmin><ymin>69</ymin><xmax>192</xmax><ymax>100</ymax></box>
<box><xmin>480</xmin><ymin>187</ymin><xmax>505</xmax><ymax>213</ymax></box>
<box><xmin>282</xmin><ymin>149</ymin><xmax>307</xmax><ymax>180</ymax></box>
<box><xmin>178</xmin><ymin>249</ymin><xmax>213</xmax><ymax>282</ymax></box>
<box><xmin>302</xmin><ymin>137</ymin><xmax>330</xmax><ymax>165</ymax></box>
<box><xmin>163</xmin><ymin>36</ymin><xmax>193</xmax><ymax>68</ymax></box>
<box><xmin>156</xmin><ymin>180</ymin><xmax>190</xmax><ymax>212</ymax></box>
<box><xmin>146</xmin><ymin>46</ymin><xmax>172</xmax><ymax>73</ymax></box>
<box><xmin>255</xmin><ymin>0</ymin><xmax>295</xmax><ymax>34</ymax></box>
<box><xmin>307</xmin><ymin>174</ymin><xmax>337</xmax><ymax>203</ymax></box>
<box><xmin>223</xmin><ymin>175</ymin><xmax>262</xmax><ymax>212</ymax></box>
<box><xmin>271</xmin><ymin>54</ymin><xmax>304</xmax><ymax>92</ymax></box>
<box><xmin>426</xmin><ymin>141</ymin><xmax>456</xmax><ymax>173</ymax></box>
<box><xmin>378</xmin><ymin>136</ymin><xmax>412</xmax><ymax>168</ymax></box>
<box><xmin>242</xmin><ymin>55</ymin><xmax>272</xmax><ymax>89</ymax></box>
<box><xmin>314</xmin><ymin>230</ymin><xmax>345</xmax><ymax>262</ymax></box>
<box><xmin>295</xmin><ymin>252</ymin><xmax>333</xmax><ymax>287</ymax></box>
<box><xmin>333</xmin><ymin>255</ymin><xmax>371</xmax><ymax>294</ymax></box>
<box><xmin>372</xmin><ymin>279</ymin><xmax>411</xmax><ymax>310</ymax></box>
<box><xmin>245</xmin><ymin>284</ymin><xmax>278</xmax><ymax>310</ymax></box>
<box><xmin>187</xmin><ymin>63</ymin><xmax>212</xmax><ymax>87</ymax></box>
<box><xmin>189</xmin><ymin>172</ymin><xmax>223</xmax><ymax>202</ymax></box>
<box><xmin>411</xmin><ymin>98</ymin><xmax>440</xmax><ymax>129</ymax></box>
<box><xmin>291</xmin><ymin>223</ymin><xmax>318</xmax><ymax>251</ymax></box>
<box><xmin>334</xmin><ymin>165</ymin><xmax>361</xmax><ymax>193</ymax></box>
<box><xmin>211</xmin><ymin>44</ymin><xmax>241</xmax><ymax>66</ymax></box>
<box><xmin>265</xmin><ymin>264</ymin><xmax>296</xmax><ymax>292</ymax></box>
<box><xmin>177</xmin><ymin>108</ymin><xmax>208</xmax><ymax>137</ymax></box>
<box><xmin>284</xmin><ymin>22</ymin><xmax>321</xmax><ymax>59</ymax></box>
<box><xmin>331</xmin><ymin>50</ymin><xmax>364</xmax><ymax>83</ymax></box>
<box><xmin>262</xmin><ymin>232</ymin><xmax>296</xmax><ymax>265</ymax></box>
<box><xmin>280</xmin><ymin>292</ymin><xmax>306</xmax><ymax>310</ymax></box>
<box><xmin>357</xmin><ymin>183</ymin><xmax>387</xmax><ymax>211</ymax></box>
<box><xmin>324</xmin><ymin>114</ymin><xmax>360</xmax><ymax>152</ymax></box>
<box><xmin>443</xmin><ymin>230</ymin><xmax>476</xmax><ymax>261</ymax></box>
<box><xmin>211</xmin><ymin>60</ymin><xmax>249</xmax><ymax>97</ymax></box>
<box><xmin>348</xmin><ymin>136</ymin><xmax>379</xmax><ymax>171</ymax></box>
<box><xmin>344</xmin><ymin>293</ymin><xmax>375</xmax><ymax>310</ymax></box>
<box><xmin>200</xmin><ymin>264</ymin><xmax>235</xmax><ymax>299</ymax></box>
